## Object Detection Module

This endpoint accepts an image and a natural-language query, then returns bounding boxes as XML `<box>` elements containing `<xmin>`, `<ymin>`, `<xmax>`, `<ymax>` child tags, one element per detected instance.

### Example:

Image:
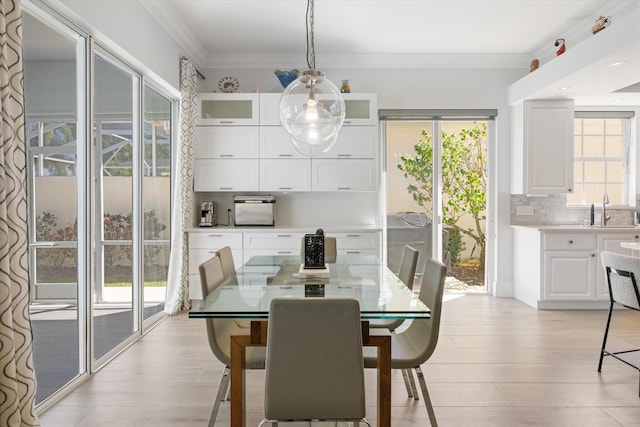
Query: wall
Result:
<box><xmin>52</xmin><ymin>0</ymin><xmax>182</xmax><ymax>92</ymax></box>
<box><xmin>199</xmin><ymin>67</ymin><xmax>525</xmax><ymax>296</ymax></box>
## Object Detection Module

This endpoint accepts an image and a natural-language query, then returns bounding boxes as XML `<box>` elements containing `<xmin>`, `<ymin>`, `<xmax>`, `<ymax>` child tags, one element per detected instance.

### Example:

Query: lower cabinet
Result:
<box><xmin>189</xmin><ymin>228</ymin><xmax>382</xmax><ymax>298</ymax></box>
<box><xmin>513</xmin><ymin>227</ymin><xmax>640</xmax><ymax>309</ymax></box>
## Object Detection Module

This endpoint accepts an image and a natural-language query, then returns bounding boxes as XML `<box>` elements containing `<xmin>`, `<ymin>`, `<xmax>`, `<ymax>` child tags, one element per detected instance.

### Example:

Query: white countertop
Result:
<box><xmin>512</xmin><ymin>224</ymin><xmax>640</xmax><ymax>233</ymax></box>
<box><xmin>187</xmin><ymin>225</ymin><xmax>382</xmax><ymax>233</ymax></box>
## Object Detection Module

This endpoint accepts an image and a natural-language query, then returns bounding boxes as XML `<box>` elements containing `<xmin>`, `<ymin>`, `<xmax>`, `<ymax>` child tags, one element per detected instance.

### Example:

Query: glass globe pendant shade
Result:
<box><xmin>278</xmin><ymin>70</ymin><xmax>345</xmax><ymax>156</ymax></box>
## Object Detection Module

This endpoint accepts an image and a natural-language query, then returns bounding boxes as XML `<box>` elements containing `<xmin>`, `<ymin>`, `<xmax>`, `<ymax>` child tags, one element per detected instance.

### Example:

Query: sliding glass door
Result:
<box><xmin>23</xmin><ymin>1</ymin><xmax>176</xmax><ymax>406</ymax></box>
<box><xmin>384</xmin><ymin>115</ymin><xmax>490</xmax><ymax>291</ymax></box>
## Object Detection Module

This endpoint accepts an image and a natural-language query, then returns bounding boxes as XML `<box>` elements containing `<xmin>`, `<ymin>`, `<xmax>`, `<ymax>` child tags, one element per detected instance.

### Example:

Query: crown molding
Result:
<box><xmin>203</xmin><ymin>52</ymin><xmax>532</xmax><ymax>70</ymax></box>
<box><xmin>139</xmin><ymin>0</ymin><xmax>209</xmax><ymax>67</ymax></box>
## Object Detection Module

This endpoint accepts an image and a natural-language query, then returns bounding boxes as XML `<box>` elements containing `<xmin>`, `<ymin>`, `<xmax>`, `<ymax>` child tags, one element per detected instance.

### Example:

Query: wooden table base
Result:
<box><xmin>230</xmin><ymin>320</ymin><xmax>391</xmax><ymax>427</ymax></box>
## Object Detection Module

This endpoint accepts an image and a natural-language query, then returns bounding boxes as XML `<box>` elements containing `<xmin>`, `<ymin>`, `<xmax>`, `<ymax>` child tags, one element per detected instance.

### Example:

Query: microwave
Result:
<box><xmin>233</xmin><ymin>195</ymin><xmax>275</xmax><ymax>226</ymax></box>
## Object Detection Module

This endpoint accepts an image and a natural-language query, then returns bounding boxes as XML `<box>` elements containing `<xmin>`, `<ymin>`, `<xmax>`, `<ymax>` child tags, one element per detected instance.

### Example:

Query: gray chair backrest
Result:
<box><xmin>398</xmin><ymin>245</ymin><xmax>419</xmax><ymax>289</ymax></box>
<box><xmin>264</xmin><ymin>298</ymin><xmax>365</xmax><ymax>421</ymax></box>
<box><xmin>403</xmin><ymin>258</ymin><xmax>448</xmax><ymax>363</ymax></box>
<box><xmin>600</xmin><ymin>251</ymin><xmax>640</xmax><ymax>310</ymax></box>
<box><xmin>216</xmin><ymin>246</ymin><xmax>236</xmax><ymax>279</ymax></box>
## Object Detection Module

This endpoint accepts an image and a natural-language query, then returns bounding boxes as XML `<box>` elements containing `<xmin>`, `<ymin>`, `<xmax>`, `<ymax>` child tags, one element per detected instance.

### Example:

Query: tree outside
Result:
<box><xmin>397</xmin><ymin>122</ymin><xmax>487</xmax><ymax>283</ymax></box>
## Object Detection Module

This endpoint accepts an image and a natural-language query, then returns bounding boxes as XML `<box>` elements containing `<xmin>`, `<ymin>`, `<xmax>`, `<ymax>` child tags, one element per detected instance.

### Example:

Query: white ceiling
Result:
<box><xmin>142</xmin><ymin>0</ymin><xmax>621</xmax><ymax>68</ymax></box>
<box><xmin>141</xmin><ymin>0</ymin><xmax>640</xmax><ymax>105</ymax></box>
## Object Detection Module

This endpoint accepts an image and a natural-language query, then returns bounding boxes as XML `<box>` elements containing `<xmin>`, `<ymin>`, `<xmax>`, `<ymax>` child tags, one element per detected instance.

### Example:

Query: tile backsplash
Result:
<box><xmin>510</xmin><ymin>194</ymin><xmax>638</xmax><ymax>226</ymax></box>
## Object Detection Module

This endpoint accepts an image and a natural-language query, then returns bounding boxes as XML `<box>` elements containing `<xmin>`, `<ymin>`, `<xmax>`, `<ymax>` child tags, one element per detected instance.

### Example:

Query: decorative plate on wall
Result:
<box><xmin>218</xmin><ymin>76</ymin><xmax>239</xmax><ymax>93</ymax></box>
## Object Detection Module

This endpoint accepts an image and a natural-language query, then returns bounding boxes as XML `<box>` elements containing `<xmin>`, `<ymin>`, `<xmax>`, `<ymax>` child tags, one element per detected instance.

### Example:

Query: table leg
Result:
<box><xmin>369</xmin><ymin>335</ymin><xmax>391</xmax><ymax>427</ymax></box>
<box><xmin>230</xmin><ymin>335</ymin><xmax>249</xmax><ymax>427</ymax></box>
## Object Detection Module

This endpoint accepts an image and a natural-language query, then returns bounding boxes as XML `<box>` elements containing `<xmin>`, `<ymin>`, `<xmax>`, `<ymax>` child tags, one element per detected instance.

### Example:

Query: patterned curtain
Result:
<box><xmin>164</xmin><ymin>57</ymin><xmax>197</xmax><ymax>314</ymax></box>
<box><xmin>0</xmin><ymin>0</ymin><xmax>40</xmax><ymax>424</ymax></box>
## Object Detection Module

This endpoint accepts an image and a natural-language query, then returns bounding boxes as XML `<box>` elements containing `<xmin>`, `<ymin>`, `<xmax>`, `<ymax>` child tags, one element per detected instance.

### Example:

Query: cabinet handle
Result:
<box><xmin>635</xmin><ymin>235</ymin><xmax>639</xmax><ymax>239</ymax></box>
<box><xmin>220</xmin><ymin>154</ymin><xmax>234</xmax><ymax>158</ymax></box>
<box><xmin>337</xmin><ymin>187</ymin><xmax>351</xmax><ymax>190</ymax></box>
<box><xmin>278</xmin><ymin>154</ymin><xmax>292</xmax><ymax>157</ymax></box>
<box><xmin>208</xmin><ymin>234</ymin><xmax>224</xmax><ymax>237</ymax></box>
<box><xmin>219</xmin><ymin>120</ymin><xmax>235</xmax><ymax>124</ymax></box>
<box><xmin>346</xmin><ymin>234</ymin><xmax>361</xmax><ymax>238</ymax></box>
<box><xmin>346</xmin><ymin>251</ymin><xmax>360</xmax><ymax>254</ymax></box>
<box><xmin>344</xmin><ymin>121</ymin><xmax>353</xmax><ymax>124</ymax></box>
<box><xmin>277</xmin><ymin>234</ymin><xmax>291</xmax><ymax>238</ymax></box>
<box><xmin>277</xmin><ymin>251</ymin><xmax>293</xmax><ymax>254</ymax></box>
<box><xmin>568</xmin><ymin>240</ymin><xmax>573</xmax><ymax>244</ymax></box>
<box><xmin>337</xmin><ymin>154</ymin><xmax>352</xmax><ymax>157</ymax></box>
<box><xmin>568</xmin><ymin>188</ymin><xmax>572</xmax><ymax>192</ymax></box>
<box><xmin>591</xmin><ymin>253</ymin><xmax>596</xmax><ymax>257</ymax></box>
<box><xmin>219</xmin><ymin>187</ymin><xmax>233</xmax><ymax>190</ymax></box>
<box><xmin>278</xmin><ymin>187</ymin><xmax>293</xmax><ymax>190</ymax></box>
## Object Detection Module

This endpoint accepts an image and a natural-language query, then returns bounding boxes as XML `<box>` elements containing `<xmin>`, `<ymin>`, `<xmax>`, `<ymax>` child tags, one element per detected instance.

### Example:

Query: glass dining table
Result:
<box><xmin>189</xmin><ymin>255</ymin><xmax>431</xmax><ymax>427</ymax></box>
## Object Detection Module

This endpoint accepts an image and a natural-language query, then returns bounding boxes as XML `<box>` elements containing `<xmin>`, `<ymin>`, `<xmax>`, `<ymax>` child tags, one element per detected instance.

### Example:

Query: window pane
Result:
<box><xmin>605</xmin><ymin>135</ymin><xmax>623</xmax><ymax>156</ymax></box>
<box><xmin>606</xmin><ymin>119</ymin><xmax>623</xmax><ymax>134</ymax></box>
<box><xmin>584</xmin><ymin>183</ymin><xmax>606</xmax><ymax>204</ymax></box>
<box><xmin>567</xmin><ymin>187</ymin><xmax>581</xmax><ymax>205</ymax></box>
<box><xmin>582</xmin><ymin>119</ymin><xmax>604</xmax><ymax>134</ymax></box>
<box><xmin>606</xmin><ymin>161</ymin><xmax>624</xmax><ymax>182</ymax></box>
<box><xmin>607</xmin><ymin>184</ymin><xmax>624</xmax><ymax>204</ymax></box>
<box><xmin>573</xmin><ymin>135</ymin><xmax>582</xmax><ymax>156</ymax></box>
<box><xmin>573</xmin><ymin>162</ymin><xmax>583</xmax><ymax>183</ymax></box>
<box><xmin>583</xmin><ymin>136</ymin><xmax>604</xmax><ymax>157</ymax></box>
<box><xmin>584</xmin><ymin>161</ymin><xmax>605</xmax><ymax>182</ymax></box>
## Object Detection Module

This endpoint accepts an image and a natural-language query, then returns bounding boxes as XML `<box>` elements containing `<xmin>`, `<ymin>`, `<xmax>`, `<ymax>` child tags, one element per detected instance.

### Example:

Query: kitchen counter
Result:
<box><xmin>187</xmin><ymin>225</ymin><xmax>382</xmax><ymax>233</ymax></box>
<box><xmin>512</xmin><ymin>224</ymin><xmax>640</xmax><ymax>232</ymax></box>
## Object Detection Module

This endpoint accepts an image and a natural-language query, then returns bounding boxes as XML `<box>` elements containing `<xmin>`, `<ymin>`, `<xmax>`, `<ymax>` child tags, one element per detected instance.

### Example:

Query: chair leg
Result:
<box><xmin>598</xmin><ymin>302</ymin><xmax>614</xmax><ymax>372</ymax></box>
<box><xmin>415</xmin><ymin>366</ymin><xmax>438</xmax><ymax>427</ymax></box>
<box><xmin>401</xmin><ymin>368</ymin><xmax>414</xmax><ymax>398</ymax></box>
<box><xmin>407</xmin><ymin>368</ymin><xmax>419</xmax><ymax>400</ymax></box>
<box><xmin>209</xmin><ymin>366</ymin><xmax>230</xmax><ymax>427</ymax></box>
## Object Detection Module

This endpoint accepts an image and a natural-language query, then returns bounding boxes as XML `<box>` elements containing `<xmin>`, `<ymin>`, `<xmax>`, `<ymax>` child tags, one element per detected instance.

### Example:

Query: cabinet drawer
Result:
<box><xmin>195</xmin><ymin>127</ymin><xmax>259</xmax><ymax>158</ymax></box>
<box><xmin>260</xmin><ymin>126</ymin><xmax>305</xmax><ymax>158</ymax></box>
<box><xmin>189</xmin><ymin>232</ymin><xmax>243</xmax><ymax>249</ymax></box>
<box><xmin>244</xmin><ymin>232</ymin><xmax>305</xmax><ymax>250</ymax></box>
<box><xmin>311</xmin><ymin>159</ymin><xmax>377</xmax><ymax>191</ymax></box>
<box><xmin>333</xmin><ymin>232</ymin><xmax>380</xmax><ymax>250</ymax></box>
<box><xmin>314</xmin><ymin>126</ymin><xmax>377</xmax><ymax>159</ymax></box>
<box><xmin>544</xmin><ymin>234</ymin><xmax>595</xmax><ymax>250</ymax></box>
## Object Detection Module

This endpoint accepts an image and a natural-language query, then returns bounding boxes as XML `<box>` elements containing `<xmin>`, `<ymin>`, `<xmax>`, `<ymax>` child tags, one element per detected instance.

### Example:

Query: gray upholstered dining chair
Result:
<box><xmin>598</xmin><ymin>251</ymin><xmax>640</xmax><ymax>396</ymax></box>
<box><xmin>199</xmin><ymin>255</ymin><xmax>266</xmax><ymax>427</ymax></box>
<box><xmin>370</xmin><ymin>244</ymin><xmax>419</xmax><ymax>331</ymax></box>
<box><xmin>363</xmin><ymin>257</ymin><xmax>447</xmax><ymax>426</ymax></box>
<box><xmin>215</xmin><ymin>245</ymin><xmax>236</xmax><ymax>279</ymax></box>
<box><xmin>259</xmin><ymin>298</ymin><xmax>371</xmax><ymax>427</ymax></box>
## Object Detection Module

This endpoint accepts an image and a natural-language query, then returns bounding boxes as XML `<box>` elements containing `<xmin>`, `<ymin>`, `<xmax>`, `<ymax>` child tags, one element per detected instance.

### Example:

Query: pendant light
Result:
<box><xmin>278</xmin><ymin>0</ymin><xmax>345</xmax><ymax>156</ymax></box>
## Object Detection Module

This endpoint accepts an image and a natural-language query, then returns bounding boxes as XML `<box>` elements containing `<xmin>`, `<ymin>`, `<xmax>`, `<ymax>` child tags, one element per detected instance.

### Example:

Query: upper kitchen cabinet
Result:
<box><xmin>259</xmin><ymin>92</ymin><xmax>378</xmax><ymax>126</ymax></box>
<box><xmin>511</xmin><ymin>99</ymin><xmax>575</xmax><ymax>194</ymax></box>
<box><xmin>197</xmin><ymin>93</ymin><xmax>260</xmax><ymax>126</ymax></box>
<box><xmin>342</xmin><ymin>93</ymin><xmax>378</xmax><ymax>126</ymax></box>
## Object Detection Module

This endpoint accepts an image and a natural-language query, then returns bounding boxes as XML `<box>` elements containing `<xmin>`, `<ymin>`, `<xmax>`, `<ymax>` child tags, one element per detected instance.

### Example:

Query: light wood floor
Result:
<box><xmin>39</xmin><ymin>294</ymin><xmax>640</xmax><ymax>426</ymax></box>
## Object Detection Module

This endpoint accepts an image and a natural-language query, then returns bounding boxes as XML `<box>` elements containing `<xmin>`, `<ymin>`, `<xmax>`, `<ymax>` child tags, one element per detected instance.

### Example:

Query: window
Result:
<box><xmin>568</xmin><ymin>112</ymin><xmax>634</xmax><ymax>206</ymax></box>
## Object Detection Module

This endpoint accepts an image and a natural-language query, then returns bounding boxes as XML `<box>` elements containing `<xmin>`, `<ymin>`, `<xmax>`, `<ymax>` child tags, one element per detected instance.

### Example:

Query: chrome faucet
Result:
<box><xmin>601</xmin><ymin>193</ymin><xmax>611</xmax><ymax>226</ymax></box>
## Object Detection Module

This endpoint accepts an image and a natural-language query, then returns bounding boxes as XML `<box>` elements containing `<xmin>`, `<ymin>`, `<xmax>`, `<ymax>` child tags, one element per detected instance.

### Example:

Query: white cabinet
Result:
<box><xmin>195</xmin><ymin>127</ymin><xmax>259</xmax><ymax>158</ymax></box>
<box><xmin>197</xmin><ymin>93</ymin><xmax>259</xmax><ymax>126</ymax></box>
<box><xmin>513</xmin><ymin>227</ymin><xmax>640</xmax><ymax>309</ymax></box>
<box><xmin>195</xmin><ymin>93</ymin><xmax>378</xmax><ymax>193</ymax></box>
<box><xmin>314</xmin><ymin>126</ymin><xmax>377</xmax><ymax>159</ymax></box>
<box><xmin>194</xmin><ymin>159</ymin><xmax>259</xmax><ymax>191</ymax></box>
<box><xmin>312</xmin><ymin>159</ymin><xmax>377</xmax><ymax>191</ymax></box>
<box><xmin>333</xmin><ymin>232</ymin><xmax>380</xmax><ymax>255</ymax></box>
<box><xmin>243</xmin><ymin>232</ymin><xmax>305</xmax><ymax>262</ymax></box>
<box><xmin>543</xmin><ymin>234</ymin><xmax>596</xmax><ymax>301</ymax></box>
<box><xmin>260</xmin><ymin>159</ymin><xmax>311</xmax><ymax>192</ymax></box>
<box><xmin>188</xmin><ymin>231</ymin><xmax>243</xmax><ymax>299</ymax></box>
<box><xmin>511</xmin><ymin>99</ymin><xmax>574</xmax><ymax>194</ymax></box>
<box><xmin>342</xmin><ymin>93</ymin><xmax>378</xmax><ymax>126</ymax></box>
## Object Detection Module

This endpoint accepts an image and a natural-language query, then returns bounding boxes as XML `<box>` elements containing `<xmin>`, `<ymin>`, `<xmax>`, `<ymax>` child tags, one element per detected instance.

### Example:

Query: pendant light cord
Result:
<box><xmin>306</xmin><ymin>0</ymin><xmax>316</xmax><ymax>70</ymax></box>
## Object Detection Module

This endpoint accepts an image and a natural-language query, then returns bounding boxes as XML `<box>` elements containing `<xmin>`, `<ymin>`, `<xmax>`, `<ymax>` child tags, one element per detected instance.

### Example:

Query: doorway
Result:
<box><xmin>382</xmin><ymin>113</ymin><xmax>493</xmax><ymax>292</ymax></box>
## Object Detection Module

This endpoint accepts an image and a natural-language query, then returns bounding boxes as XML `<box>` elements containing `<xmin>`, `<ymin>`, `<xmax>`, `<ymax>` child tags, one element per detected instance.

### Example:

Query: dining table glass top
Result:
<box><xmin>189</xmin><ymin>255</ymin><xmax>430</xmax><ymax>320</ymax></box>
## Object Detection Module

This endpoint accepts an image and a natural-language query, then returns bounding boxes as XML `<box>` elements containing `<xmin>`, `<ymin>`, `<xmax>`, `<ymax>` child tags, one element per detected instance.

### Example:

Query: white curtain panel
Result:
<box><xmin>0</xmin><ymin>0</ymin><xmax>39</xmax><ymax>424</ymax></box>
<box><xmin>165</xmin><ymin>57</ymin><xmax>197</xmax><ymax>314</ymax></box>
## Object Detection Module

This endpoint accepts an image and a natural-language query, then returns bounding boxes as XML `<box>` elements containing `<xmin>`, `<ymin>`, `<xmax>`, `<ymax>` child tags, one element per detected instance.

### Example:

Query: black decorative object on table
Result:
<box><xmin>304</xmin><ymin>229</ymin><xmax>325</xmax><ymax>269</ymax></box>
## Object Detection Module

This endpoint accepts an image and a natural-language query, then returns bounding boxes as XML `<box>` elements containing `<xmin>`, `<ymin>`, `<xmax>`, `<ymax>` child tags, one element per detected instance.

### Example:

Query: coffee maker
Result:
<box><xmin>199</xmin><ymin>201</ymin><xmax>216</xmax><ymax>227</ymax></box>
